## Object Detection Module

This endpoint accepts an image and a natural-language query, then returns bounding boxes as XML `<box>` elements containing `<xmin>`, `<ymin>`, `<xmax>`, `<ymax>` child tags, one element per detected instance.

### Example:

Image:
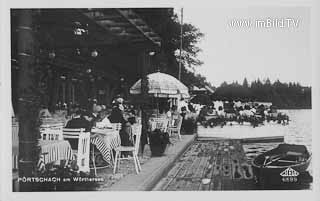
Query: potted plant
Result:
<box><xmin>182</xmin><ymin>113</ymin><xmax>198</xmax><ymax>134</ymax></box>
<box><xmin>148</xmin><ymin>129</ymin><xmax>171</xmax><ymax>156</ymax></box>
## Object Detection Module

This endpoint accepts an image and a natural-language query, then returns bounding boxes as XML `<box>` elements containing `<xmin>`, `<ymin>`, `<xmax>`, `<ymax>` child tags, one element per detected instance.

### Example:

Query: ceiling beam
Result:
<box><xmin>99</xmin><ymin>21</ymin><xmax>131</xmax><ymax>27</ymax></box>
<box><xmin>115</xmin><ymin>9</ymin><xmax>161</xmax><ymax>47</ymax></box>
<box><xmin>80</xmin><ymin>10</ymin><xmax>122</xmax><ymax>44</ymax></box>
<box><xmin>93</xmin><ymin>15</ymin><xmax>123</xmax><ymax>21</ymax></box>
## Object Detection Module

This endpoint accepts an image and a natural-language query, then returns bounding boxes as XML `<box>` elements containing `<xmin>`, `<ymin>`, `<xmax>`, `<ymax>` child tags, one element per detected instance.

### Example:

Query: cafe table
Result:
<box><xmin>90</xmin><ymin>128</ymin><xmax>121</xmax><ymax>165</ymax></box>
<box><xmin>38</xmin><ymin>140</ymin><xmax>73</xmax><ymax>166</ymax></box>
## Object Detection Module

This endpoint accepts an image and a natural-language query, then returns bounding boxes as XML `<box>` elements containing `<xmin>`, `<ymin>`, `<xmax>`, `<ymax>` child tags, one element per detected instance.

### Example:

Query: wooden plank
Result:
<box><xmin>221</xmin><ymin>147</ymin><xmax>234</xmax><ymax>190</ymax></box>
<box><xmin>185</xmin><ymin>156</ymin><xmax>210</xmax><ymax>190</ymax></box>
<box><xmin>163</xmin><ymin>143</ymin><xmax>200</xmax><ymax>190</ymax></box>
<box><xmin>159</xmin><ymin>160</ymin><xmax>185</xmax><ymax>190</ymax></box>
<box><xmin>183</xmin><ymin>143</ymin><xmax>210</xmax><ymax>190</ymax></box>
<box><xmin>168</xmin><ymin>155</ymin><xmax>198</xmax><ymax>191</ymax></box>
<box><xmin>159</xmin><ymin>150</ymin><xmax>190</xmax><ymax>190</ymax></box>
<box><xmin>178</xmin><ymin>156</ymin><xmax>203</xmax><ymax>191</ymax></box>
<box><xmin>199</xmin><ymin>142</ymin><xmax>218</xmax><ymax>190</ymax></box>
<box><xmin>158</xmin><ymin>143</ymin><xmax>196</xmax><ymax>190</ymax></box>
<box><xmin>211</xmin><ymin>148</ymin><xmax>223</xmax><ymax>190</ymax></box>
<box><xmin>240</xmin><ymin>136</ymin><xmax>284</xmax><ymax>143</ymax></box>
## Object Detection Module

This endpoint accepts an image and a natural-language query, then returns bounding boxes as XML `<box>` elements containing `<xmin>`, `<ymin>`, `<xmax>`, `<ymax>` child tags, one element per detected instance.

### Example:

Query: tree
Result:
<box><xmin>135</xmin><ymin>9</ymin><xmax>206</xmax><ymax>87</ymax></box>
<box><xmin>16</xmin><ymin>9</ymin><xmax>41</xmax><ymax>191</ymax></box>
<box><xmin>242</xmin><ymin>78</ymin><xmax>249</xmax><ymax>88</ymax></box>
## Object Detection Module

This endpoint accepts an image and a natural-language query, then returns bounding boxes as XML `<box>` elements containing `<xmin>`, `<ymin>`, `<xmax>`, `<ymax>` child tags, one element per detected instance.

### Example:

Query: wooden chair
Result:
<box><xmin>152</xmin><ymin>118</ymin><xmax>169</xmax><ymax>133</ymax></box>
<box><xmin>161</xmin><ymin>119</ymin><xmax>169</xmax><ymax>133</ymax></box>
<box><xmin>40</xmin><ymin>123</ymin><xmax>64</xmax><ymax>141</ymax></box>
<box><xmin>63</xmin><ymin>128</ymin><xmax>90</xmax><ymax>173</ymax></box>
<box><xmin>113</xmin><ymin>124</ymin><xmax>142</xmax><ymax>174</ymax></box>
<box><xmin>168</xmin><ymin>116</ymin><xmax>183</xmax><ymax>140</ymax></box>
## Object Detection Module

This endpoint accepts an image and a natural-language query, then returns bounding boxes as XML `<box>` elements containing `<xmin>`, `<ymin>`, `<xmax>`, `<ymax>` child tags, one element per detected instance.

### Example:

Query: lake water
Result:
<box><xmin>198</xmin><ymin>109</ymin><xmax>313</xmax><ymax>189</ymax></box>
<box><xmin>242</xmin><ymin>109</ymin><xmax>312</xmax><ymax>163</ymax></box>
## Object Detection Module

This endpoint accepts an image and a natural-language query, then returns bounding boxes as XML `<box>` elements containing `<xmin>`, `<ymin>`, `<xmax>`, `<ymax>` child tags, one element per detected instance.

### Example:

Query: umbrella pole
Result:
<box><xmin>157</xmin><ymin>94</ymin><xmax>159</xmax><ymax>117</ymax></box>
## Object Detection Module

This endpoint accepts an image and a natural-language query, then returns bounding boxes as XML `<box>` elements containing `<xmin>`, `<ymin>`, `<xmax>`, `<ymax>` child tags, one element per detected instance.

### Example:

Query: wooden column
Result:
<box><xmin>66</xmin><ymin>77</ymin><xmax>72</xmax><ymax>106</ymax></box>
<box><xmin>62</xmin><ymin>82</ymin><xmax>66</xmax><ymax>105</ymax></box>
<box><xmin>139</xmin><ymin>51</ymin><xmax>150</xmax><ymax>155</ymax></box>
<box><xmin>71</xmin><ymin>83</ymin><xmax>75</xmax><ymax>104</ymax></box>
<box><xmin>16</xmin><ymin>9</ymin><xmax>40</xmax><ymax>191</ymax></box>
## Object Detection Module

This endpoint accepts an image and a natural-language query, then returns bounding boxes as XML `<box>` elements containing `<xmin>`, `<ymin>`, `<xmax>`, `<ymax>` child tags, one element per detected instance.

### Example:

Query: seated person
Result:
<box><xmin>65</xmin><ymin>110</ymin><xmax>92</xmax><ymax>132</ymax></box>
<box><xmin>108</xmin><ymin>99</ymin><xmax>125</xmax><ymax>124</ymax></box>
<box><xmin>180</xmin><ymin>106</ymin><xmax>187</xmax><ymax>119</ymax></box>
<box><xmin>243</xmin><ymin>105</ymin><xmax>254</xmax><ymax>117</ymax></box>
<box><xmin>250</xmin><ymin>107</ymin><xmax>257</xmax><ymax>115</ymax></box>
<box><xmin>91</xmin><ymin>105</ymin><xmax>102</xmax><ymax>122</ymax></box>
<box><xmin>158</xmin><ymin>108</ymin><xmax>168</xmax><ymax>118</ymax></box>
<box><xmin>119</xmin><ymin>112</ymin><xmax>135</xmax><ymax>156</ymax></box>
<box><xmin>65</xmin><ymin>110</ymin><xmax>92</xmax><ymax>149</ymax></box>
<box><xmin>207</xmin><ymin>106</ymin><xmax>217</xmax><ymax>116</ymax></box>
<box><xmin>171</xmin><ymin>105</ymin><xmax>180</xmax><ymax>117</ymax></box>
<box><xmin>127</xmin><ymin>109</ymin><xmax>137</xmax><ymax>125</ymax></box>
<box><xmin>95</xmin><ymin>110</ymin><xmax>112</xmax><ymax>128</ymax></box>
<box><xmin>217</xmin><ymin>106</ymin><xmax>225</xmax><ymax>117</ymax></box>
<box><xmin>39</xmin><ymin>107</ymin><xmax>51</xmax><ymax>118</ymax></box>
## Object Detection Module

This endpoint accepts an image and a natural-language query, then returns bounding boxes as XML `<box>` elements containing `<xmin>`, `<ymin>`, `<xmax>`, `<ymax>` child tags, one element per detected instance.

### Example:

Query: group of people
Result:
<box><xmin>39</xmin><ymin>96</ymin><xmax>140</xmax><ymax>149</ymax></box>
<box><xmin>197</xmin><ymin>100</ymin><xmax>289</xmax><ymax>127</ymax></box>
<box><xmin>199</xmin><ymin>101</ymin><xmax>275</xmax><ymax>118</ymax></box>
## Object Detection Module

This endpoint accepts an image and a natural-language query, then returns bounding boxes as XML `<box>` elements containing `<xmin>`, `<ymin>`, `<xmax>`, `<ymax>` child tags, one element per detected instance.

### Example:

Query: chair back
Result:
<box><xmin>111</xmin><ymin>123</ymin><xmax>122</xmax><ymax>131</ymax></box>
<box><xmin>174</xmin><ymin>116</ymin><xmax>183</xmax><ymax>129</ymax></box>
<box><xmin>132</xmin><ymin>124</ymin><xmax>142</xmax><ymax>152</ymax></box>
<box><xmin>40</xmin><ymin>123</ymin><xmax>64</xmax><ymax>140</ymax></box>
<box><xmin>152</xmin><ymin>118</ymin><xmax>169</xmax><ymax>132</ymax></box>
<box><xmin>62</xmin><ymin>128</ymin><xmax>85</xmax><ymax>138</ymax></box>
<box><xmin>63</xmin><ymin>128</ymin><xmax>90</xmax><ymax>173</ymax></box>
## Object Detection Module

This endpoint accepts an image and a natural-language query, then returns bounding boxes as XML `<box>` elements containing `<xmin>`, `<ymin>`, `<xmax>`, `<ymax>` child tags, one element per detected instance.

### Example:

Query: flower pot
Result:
<box><xmin>150</xmin><ymin>143</ymin><xmax>168</xmax><ymax>156</ymax></box>
<box><xmin>148</xmin><ymin>129</ymin><xmax>170</xmax><ymax>157</ymax></box>
<box><xmin>182</xmin><ymin>118</ymin><xmax>197</xmax><ymax>135</ymax></box>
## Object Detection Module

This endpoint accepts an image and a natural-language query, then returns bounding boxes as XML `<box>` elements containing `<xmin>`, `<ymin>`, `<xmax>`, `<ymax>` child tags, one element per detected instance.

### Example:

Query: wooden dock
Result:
<box><xmin>154</xmin><ymin>140</ymin><xmax>259</xmax><ymax>191</ymax></box>
<box><xmin>197</xmin><ymin>125</ymin><xmax>285</xmax><ymax>143</ymax></box>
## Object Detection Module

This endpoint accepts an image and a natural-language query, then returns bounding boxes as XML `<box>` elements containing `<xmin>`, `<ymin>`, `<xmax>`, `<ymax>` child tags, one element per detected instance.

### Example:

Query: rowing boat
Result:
<box><xmin>252</xmin><ymin>144</ymin><xmax>311</xmax><ymax>185</ymax></box>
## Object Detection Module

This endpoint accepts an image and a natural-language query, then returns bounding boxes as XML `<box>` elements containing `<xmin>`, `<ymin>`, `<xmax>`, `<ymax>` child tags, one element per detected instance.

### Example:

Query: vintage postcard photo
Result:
<box><xmin>1</xmin><ymin>0</ymin><xmax>319</xmax><ymax>200</ymax></box>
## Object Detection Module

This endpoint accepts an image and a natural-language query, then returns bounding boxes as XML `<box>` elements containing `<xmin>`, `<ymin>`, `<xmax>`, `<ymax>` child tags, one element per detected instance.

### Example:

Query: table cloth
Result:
<box><xmin>38</xmin><ymin>140</ymin><xmax>72</xmax><ymax>164</ymax></box>
<box><xmin>90</xmin><ymin>129</ymin><xmax>121</xmax><ymax>164</ymax></box>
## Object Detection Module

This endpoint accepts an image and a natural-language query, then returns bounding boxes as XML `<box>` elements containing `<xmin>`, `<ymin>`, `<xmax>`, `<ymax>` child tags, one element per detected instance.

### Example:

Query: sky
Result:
<box><xmin>174</xmin><ymin>5</ymin><xmax>311</xmax><ymax>87</ymax></box>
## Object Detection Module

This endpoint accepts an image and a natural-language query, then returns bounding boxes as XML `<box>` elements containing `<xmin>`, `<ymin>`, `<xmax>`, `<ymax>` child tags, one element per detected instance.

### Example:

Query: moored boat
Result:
<box><xmin>252</xmin><ymin>144</ymin><xmax>311</xmax><ymax>186</ymax></box>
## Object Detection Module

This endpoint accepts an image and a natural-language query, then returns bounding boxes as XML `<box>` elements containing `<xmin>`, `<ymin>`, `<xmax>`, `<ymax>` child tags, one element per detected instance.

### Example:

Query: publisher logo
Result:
<box><xmin>280</xmin><ymin>167</ymin><xmax>299</xmax><ymax>182</ymax></box>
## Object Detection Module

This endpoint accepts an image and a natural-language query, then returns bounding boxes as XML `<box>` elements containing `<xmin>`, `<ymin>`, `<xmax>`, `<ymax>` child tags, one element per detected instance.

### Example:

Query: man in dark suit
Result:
<box><xmin>65</xmin><ymin>110</ymin><xmax>94</xmax><ymax>150</ymax></box>
<box><xmin>65</xmin><ymin>110</ymin><xmax>92</xmax><ymax>132</ymax></box>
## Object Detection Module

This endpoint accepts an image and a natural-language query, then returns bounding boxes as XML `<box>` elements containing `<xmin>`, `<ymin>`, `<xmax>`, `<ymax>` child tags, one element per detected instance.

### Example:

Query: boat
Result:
<box><xmin>252</xmin><ymin>144</ymin><xmax>311</xmax><ymax>185</ymax></box>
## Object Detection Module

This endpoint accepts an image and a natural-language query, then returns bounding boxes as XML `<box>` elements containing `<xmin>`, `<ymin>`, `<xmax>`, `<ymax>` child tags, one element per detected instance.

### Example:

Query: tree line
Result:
<box><xmin>213</xmin><ymin>78</ymin><xmax>311</xmax><ymax>109</ymax></box>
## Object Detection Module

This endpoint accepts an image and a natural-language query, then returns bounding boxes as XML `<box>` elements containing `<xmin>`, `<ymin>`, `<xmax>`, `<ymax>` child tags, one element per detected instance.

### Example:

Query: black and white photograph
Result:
<box><xmin>1</xmin><ymin>0</ymin><xmax>320</xmax><ymax>200</ymax></box>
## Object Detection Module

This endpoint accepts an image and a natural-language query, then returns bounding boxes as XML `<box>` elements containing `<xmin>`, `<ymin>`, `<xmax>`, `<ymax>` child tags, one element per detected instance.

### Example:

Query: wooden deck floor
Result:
<box><xmin>155</xmin><ymin>140</ymin><xmax>259</xmax><ymax>191</ymax></box>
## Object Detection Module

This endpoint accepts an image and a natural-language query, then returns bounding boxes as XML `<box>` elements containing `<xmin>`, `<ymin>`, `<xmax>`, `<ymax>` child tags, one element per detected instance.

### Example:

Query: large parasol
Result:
<box><xmin>130</xmin><ymin>72</ymin><xmax>189</xmax><ymax>98</ymax></box>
